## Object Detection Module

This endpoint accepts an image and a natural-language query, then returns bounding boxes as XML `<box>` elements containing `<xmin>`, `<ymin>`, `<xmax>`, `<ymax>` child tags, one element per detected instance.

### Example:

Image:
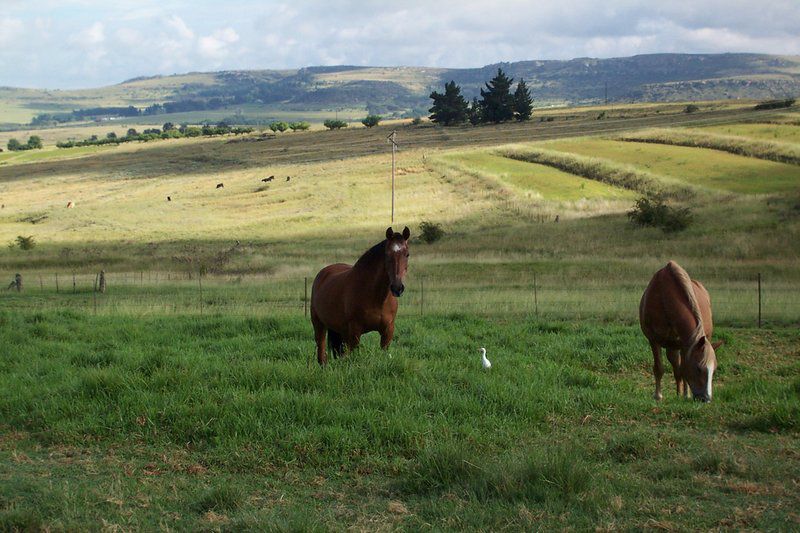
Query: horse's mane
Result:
<box><xmin>353</xmin><ymin>240</ymin><xmax>387</xmax><ymax>269</ymax></box>
<box><xmin>666</xmin><ymin>260</ymin><xmax>705</xmax><ymax>350</ymax></box>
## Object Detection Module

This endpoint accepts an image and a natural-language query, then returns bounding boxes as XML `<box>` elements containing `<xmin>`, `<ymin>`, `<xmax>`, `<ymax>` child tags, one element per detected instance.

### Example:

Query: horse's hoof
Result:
<box><xmin>653</xmin><ymin>392</ymin><xmax>663</xmax><ymax>401</ymax></box>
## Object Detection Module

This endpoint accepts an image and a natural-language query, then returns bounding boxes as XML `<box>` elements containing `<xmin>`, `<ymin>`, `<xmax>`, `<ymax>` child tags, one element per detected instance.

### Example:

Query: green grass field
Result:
<box><xmin>0</xmin><ymin>103</ymin><xmax>799</xmax><ymax>529</ymax></box>
<box><xmin>442</xmin><ymin>151</ymin><xmax>635</xmax><ymax>201</ymax></box>
<box><xmin>541</xmin><ymin>137</ymin><xmax>800</xmax><ymax>194</ymax></box>
<box><xmin>701</xmin><ymin>123</ymin><xmax>800</xmax><ymax>144</ymax></box>
<box><xmin>1</xmin><ymin>312</ymin><xmax>798</xmax><ymax>530</ymax></box>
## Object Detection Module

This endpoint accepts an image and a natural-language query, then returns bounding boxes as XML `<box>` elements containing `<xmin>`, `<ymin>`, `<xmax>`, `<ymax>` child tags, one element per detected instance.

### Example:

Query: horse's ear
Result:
<box><xmin>402</xmin><ymin>226</ymin><xmax>410</xmax><ymax>240</ymax></box>
<box><xmin>696</xmin><ymin>336</ymin><xmax>707</xmax><ymax>349</ymax></box>
<box><xmin>386</xmin><ymin>227</ymin><xmax>394</xmax><ymax>240</ymax></box>
<box><xmin>712</xmin><ymin>340</ymin><xmax>724</xmax><ymax>351</ymax></box>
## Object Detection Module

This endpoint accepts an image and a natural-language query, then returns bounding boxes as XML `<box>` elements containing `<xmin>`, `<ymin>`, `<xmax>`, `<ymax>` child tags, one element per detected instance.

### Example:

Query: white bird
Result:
<box><xmin>480</xmin><ymin>347</ymin><xmax>491</xmax><ymax>369</ymax></box>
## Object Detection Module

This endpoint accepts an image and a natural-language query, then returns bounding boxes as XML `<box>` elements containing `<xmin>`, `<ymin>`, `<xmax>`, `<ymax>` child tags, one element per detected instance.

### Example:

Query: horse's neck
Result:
<box><xmin>352</xmin><ymin>250</ymin><xmax>391</xmax><ymax>304</ymax></box>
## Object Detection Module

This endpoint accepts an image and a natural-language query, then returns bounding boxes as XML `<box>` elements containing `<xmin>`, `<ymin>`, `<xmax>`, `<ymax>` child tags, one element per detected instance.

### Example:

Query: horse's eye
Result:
<box><xmin>406</xmin><ymin>253</ymin><xmax>410</xmax><ymax>258</ymax></box>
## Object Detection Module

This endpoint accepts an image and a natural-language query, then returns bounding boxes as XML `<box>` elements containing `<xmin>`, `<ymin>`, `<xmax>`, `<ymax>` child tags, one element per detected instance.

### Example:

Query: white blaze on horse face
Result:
<box><xmin>706</xmin><ymin>361</ymin><xmax>715</xmax><ymax>399</ymax></box>
<box><xmin>391</xmin><ymin>243</ymin><xmax>402</xmax><ymax>253</ymax></box>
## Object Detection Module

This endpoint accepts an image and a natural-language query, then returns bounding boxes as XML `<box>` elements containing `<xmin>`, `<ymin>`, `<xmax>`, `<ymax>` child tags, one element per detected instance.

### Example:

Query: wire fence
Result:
<box><xmin>1</xmin><ymin>269</ymin><xmax>798</xmax><ymax>327</ymax></box>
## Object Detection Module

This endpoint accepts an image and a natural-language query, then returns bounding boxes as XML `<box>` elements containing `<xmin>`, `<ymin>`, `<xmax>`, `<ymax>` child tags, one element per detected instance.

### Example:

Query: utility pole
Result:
<box><xmin>605</xmin><ymin>81</ymin><xmax>608</xmax><ymax>105</ymax></box>
<box><xmin>387</xmin><ymin>130</ymin><xmax>398</xmax><ymax>223</ymax></box>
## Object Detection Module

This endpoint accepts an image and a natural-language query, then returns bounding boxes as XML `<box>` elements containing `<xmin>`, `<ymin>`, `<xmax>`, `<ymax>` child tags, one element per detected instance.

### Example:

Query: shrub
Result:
<box><xmin>323</xmin><ymin>119</ymin><xmax>348</xmax><ymax>130</ymax></box>
<box><xmin>596</xmin><ymin>111</ymin><xmax>606</xmax><ymax>120</ymax></box>
<box><xmin>684</xmin><ymin>104</ymin><xmax>700</xmax><ymax>113</ymax></box>
<box><xmin>15</xmin><ymin>235</ymin><xmax>36</xmax><ymax>250</ymax></box>
<box><xmin>754</xmin><ymin>98</ymin><xmax>795</xmax><ymax>110</ymax></box>
<box><xmin>269</xmin><ymin>121</ymin><xmax>289</xmax><ymax>133</ymax></box>
<box><xmin>627</xmin><ymin>196</ymin><xmax>693</xmax><ymax>233</ymax></box>
<box><xmin>26</xmin><ymin>135</ymin><xmax>43</xmax><ymax>149</ymax></box>
<box><xmin>361</xmin><ymin>114</ymin><xmax>382</xmax><ymax>128</ymax></box>
<box><xmin>411</xmin><ymin>116</ymin><xmax>422</xmax><ymax>125</ymax></box>
<box><xmin>7</xmin><ymin>138</ymin><xmax>23</xmax><ymax>151</ymax></box>
<box><xmin>419</xmin><ymin>221</ymin><xmax>444</xmax><ymax>243</ymax></box>
<box><xmin>288</xmin><ymin>121</ymin><xmax>310</xmax><ymax>131</ymax></box>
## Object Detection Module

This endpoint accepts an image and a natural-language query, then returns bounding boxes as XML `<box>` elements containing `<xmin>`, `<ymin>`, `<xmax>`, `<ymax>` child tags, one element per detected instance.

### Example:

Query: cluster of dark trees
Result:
<box><xmin>55</xmin><ymin>122</ymin><xmax>253</xmax><ymax>149</ymax></box>
<box><xmin>6</xmin><ymin>136</ymin><xmax>43</xmax><ymax>151</ymax></box>
<box><xmin>30</xmin><ymin>98</ymin><xmax>233</xmax><ymax>126</ymax></box>
<box><xmin>429</xmin><ymin>68</ymin><xmax>533</xmax><ymax>126</ymax></box>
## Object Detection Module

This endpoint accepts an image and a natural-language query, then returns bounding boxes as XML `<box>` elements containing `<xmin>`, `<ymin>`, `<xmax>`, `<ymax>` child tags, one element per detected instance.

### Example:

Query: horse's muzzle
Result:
<box><xmin>693</xmin><ymin>394</ymin><xmax>711</xmax><ymax>403</ymax></box>
<box><xmin>391</xmin><ymin>284</ymin><xmax>405</xmax><ymax>297</ymax></box>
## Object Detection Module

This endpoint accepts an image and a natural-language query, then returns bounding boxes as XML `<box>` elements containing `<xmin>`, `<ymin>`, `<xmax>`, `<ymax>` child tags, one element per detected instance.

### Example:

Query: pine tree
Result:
<box><xmin>429</xmin><ymin>81</ymin><xmax>469</xmax><ymax>126</ymax></box>
<box><xmin>479</xmin><ymin>68</ymin><xmax>515</xmax><ymax>123</ymax></box>
<box><xmin>513</xmin><ymin>78</ymin><xmax>533</xmax><ymax>121</ymax></box>
<box><xmin>468</xmin><ymin>97</ymin><xmax>481</xmax><ymax>125</ymax></box>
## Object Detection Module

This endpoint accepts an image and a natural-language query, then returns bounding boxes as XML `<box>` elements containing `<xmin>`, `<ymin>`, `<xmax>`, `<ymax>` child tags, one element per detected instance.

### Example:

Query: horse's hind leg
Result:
<box><xmin>328</xmin><ymin>330</ymin><xmax>344</xmax><ymax>359</ymax></box>
<box><xmin>650</xmin><ymin>342</ymin><xmax>664</xmax><ymax>401</ymax></box>
<box><xmin>311</xmin><ymin>312</ymin><xmax>327</xmax><ymax>366</ymax></box>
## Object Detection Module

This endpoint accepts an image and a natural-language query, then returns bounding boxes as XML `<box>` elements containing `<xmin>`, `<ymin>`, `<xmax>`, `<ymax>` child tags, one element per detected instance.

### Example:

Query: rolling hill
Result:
<box><xmin>1</xmin><ymin>53</ymin><xmax>798</xmax><ymax>127</ymax></box>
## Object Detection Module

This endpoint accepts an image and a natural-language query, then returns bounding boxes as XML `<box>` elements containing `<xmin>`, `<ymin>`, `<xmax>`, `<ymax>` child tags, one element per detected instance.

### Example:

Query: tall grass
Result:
<box><xmin>0</xmin><ymin>311</ymin><xmax>798</xmax><ymax>529</ymax></box>
<box><xmin>617</xmin><ymin>128</ymin><xmax>800</xmax><ymax>166</ymax></box>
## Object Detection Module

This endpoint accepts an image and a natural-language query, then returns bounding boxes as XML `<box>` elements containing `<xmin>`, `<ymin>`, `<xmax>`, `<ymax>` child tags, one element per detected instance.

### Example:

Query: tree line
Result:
<box><xmin>55</xmin><ymin>122</ymin><xmax>253</xmax><ymax>149</ymax></box>
<box><xmin>30</xmin><ymin>98</ymin><xmax>234</xmax><ymax>126</ymax></box>
<box><xmin>428</xmin><ymin>68</ymin><xmax>533</xmax><ymax>126</ymax></box>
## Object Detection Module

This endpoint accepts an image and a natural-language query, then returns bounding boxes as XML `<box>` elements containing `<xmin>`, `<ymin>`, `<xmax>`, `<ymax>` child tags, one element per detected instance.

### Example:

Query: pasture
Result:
<box><xmin>0</xmin><ymin>103</ymin><xmax>799</xmax><ymax>530</ymax></box>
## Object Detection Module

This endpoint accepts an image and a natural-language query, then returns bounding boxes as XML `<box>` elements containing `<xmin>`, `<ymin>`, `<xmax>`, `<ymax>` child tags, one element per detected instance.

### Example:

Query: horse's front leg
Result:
<box><xmin>380</xmin><ymin>321</ymin><xmax>395</xmax><ymax>350</ymax></box>
<box><xmin>650</xmin><ymin>342</ymin><xmax>664</xmax><ymax>401</ymax></box>
<box><xmin>345</xmin><ymin>324</ymin><xmax>362</xmax><ymax>355</ymax></box>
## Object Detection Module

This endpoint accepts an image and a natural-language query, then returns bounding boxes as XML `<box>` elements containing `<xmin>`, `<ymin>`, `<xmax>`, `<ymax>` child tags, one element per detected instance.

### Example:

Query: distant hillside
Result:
<box><xmin>2</xmin><ymin>53</ymin><xmax>798</xmax><ymax>126</ymax></box>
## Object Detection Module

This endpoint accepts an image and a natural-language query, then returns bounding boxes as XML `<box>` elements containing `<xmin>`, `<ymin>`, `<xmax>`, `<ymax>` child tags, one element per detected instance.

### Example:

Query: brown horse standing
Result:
<box><xmin>311</xmin><ymin>227</ymin><xmax>410</xmax><ymax>365</ymax></box>
<box><xmin>639</xmin><ymin>261</ymin><xmax>723</xmax><ymax>402</ymax></box>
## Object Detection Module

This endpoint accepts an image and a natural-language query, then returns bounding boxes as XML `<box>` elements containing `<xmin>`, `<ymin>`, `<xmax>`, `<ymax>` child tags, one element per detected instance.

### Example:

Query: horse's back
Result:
<box><xmin>640</xmin><ymin>264</ymin><xmax>713</xmax><ymax>347</ymax></box>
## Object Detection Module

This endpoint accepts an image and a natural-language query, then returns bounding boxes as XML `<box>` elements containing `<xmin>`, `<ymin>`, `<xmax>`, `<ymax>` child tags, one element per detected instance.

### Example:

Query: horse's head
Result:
<box><xmin>683</xmin><ymin>336</ymin><xmax>723</xmax><ymax>402</ymax></box>
<box><xmin>385</xmin><ymin>226</ymin><xmax>410</xmax><ymax>297</ymax></box>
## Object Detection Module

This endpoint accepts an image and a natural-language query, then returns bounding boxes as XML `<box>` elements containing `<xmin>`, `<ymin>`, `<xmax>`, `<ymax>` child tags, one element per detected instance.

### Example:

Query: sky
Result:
<box><xmin>1</xmin><ymin>0</ymin><xmax>799</xmax><ymax>89</ymax></box>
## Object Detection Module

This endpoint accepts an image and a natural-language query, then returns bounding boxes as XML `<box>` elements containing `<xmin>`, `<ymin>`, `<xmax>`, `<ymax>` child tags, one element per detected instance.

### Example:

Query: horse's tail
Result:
<box><xmin>666</xmin><ymin>261</ymin><xmax>704</xmax><ymax>344</ymax></box>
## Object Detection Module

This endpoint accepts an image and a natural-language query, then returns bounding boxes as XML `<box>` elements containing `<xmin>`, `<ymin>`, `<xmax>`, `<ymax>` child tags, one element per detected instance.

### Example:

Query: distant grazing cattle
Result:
<box><xmin>167</xmin><ymin>196</ymin><xmax>172</xmax><ymax>201</ymax></box>
<box><xmin>216</xmin><ymin>183</ymin><xmax>224</xmax><ymax>189</ymax></box>
<box><xmin>261</xmin><ymin>175</ymin><xmax>275</xmax><ymax>182</ymax></box>
<box><xmin>286</xmin><ymin>176</ymin><xmax>291</xmax><ymax>182</ymax></box>
<box><xmin>555</xmin><ymin>215</ymin><xmax>559</xmax><ymax>223</ymax></box>
<box><xmin>66</xmin><ymin>201</ymin><xmax>74</xmax><ymax>208</ymax></box>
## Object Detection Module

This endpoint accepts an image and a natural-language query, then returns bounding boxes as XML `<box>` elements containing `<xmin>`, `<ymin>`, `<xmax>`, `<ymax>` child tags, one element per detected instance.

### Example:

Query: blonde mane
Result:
<box><xmin>666</xmin><ymin>261</ymin><xmax>705</xmax><ymax>350</ymax></box>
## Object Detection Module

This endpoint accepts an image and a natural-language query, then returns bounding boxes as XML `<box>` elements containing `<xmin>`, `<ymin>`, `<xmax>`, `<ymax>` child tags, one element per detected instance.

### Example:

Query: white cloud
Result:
<box><xmin>198</xmin><ymin>28</ymin><xmax>240</xmax><ymax>60</ymax></box>
<box><xmin>167</xmin><ymin>15</ymin><xmax>194</xmax><ymax>41</ymax></box>
<box><xmin>0</xmin><ymin>17</ymin><xmax>24</xmax><ymax>45</ymax></box>
<box><xmin>3</xmin><ymin>1</ymin><xmax>800</xmax><ymax>88</ymax></box>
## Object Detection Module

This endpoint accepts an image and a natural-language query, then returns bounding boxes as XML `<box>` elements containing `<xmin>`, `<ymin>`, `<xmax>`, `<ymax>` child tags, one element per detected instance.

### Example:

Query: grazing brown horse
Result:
<box><xmin>640</xmin><ymin>261</ymin><xmax>723</xmax><ymax>402</ymax></box>
<box><xmin>311</xmin><ymin>227</ymin><xmax>410</xmax><ymax>365</ymax></box>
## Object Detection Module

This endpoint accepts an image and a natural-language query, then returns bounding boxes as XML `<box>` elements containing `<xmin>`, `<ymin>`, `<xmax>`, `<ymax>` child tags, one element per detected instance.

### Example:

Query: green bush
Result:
<box><xmin>323</xmin><ymin>119</ymin><xmax>348</xmax><ymax>130</ymax></box>
<box><xmin>288</xmin><ymin>121</ymin><xmax>310</xmax><ymax>131</ymax></box>
<box><xmin>684</xmin><ymin>104</ymin><xmax>700</xmax><ymax>113</ymax></box>
<box><xmin>269</xmin><ymin>121</ymin><xmax>289</xmax><ymax>133</ymax></box>
<box><xmin>411</xmin><ymin>116</ymin><xmax>422</xmax><ymax>125</ymax></box>
<box><xmin>361</xmin><ymin>115</ymin><xmax>382</xmax><ymax>128</ymax></box>
<box><xmin>14</xmin><ymin>235</ymin><xmax>36</xmax><ymax>250</ymax></box>
<box><xmin>419</xmin><ymin>221</ymin><xmax>444</xmax><ymax>243</ymax></box>
<box><xmin>627</xmin><ymin>196</ymin><xmax>693</xmax><ymax>233</ymax></box>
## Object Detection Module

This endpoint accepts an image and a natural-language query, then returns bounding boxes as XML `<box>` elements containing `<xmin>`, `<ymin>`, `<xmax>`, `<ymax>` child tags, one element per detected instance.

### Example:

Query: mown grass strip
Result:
<box><xmin>617</xmin><ymin>128</ymin><xmax>800</xmax><ymax>166</ymax></box>
<box><xmin>495</xmin><ymin>145</ymin><xmax>697</xmax><ymax>199</ymax></box>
